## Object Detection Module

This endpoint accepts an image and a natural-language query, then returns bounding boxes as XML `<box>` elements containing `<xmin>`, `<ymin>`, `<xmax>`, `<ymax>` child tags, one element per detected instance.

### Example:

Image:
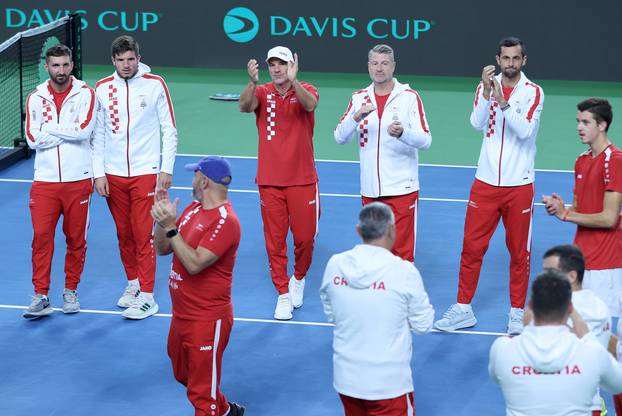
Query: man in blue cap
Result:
<box><xmin>151</xmin><ymin>156</ymin><xmax>244</xmax><ymax>416</ymax></box>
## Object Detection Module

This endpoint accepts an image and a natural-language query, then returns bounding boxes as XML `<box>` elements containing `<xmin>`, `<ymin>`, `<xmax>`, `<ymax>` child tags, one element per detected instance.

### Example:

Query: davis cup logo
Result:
<box><xmin>223</xmin><ymin>7</ymin><xmax>259</xmax><ymax>43</ymax></box>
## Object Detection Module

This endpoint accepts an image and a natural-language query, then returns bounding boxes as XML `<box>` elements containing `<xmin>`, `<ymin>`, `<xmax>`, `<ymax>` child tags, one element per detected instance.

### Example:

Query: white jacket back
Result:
<box><xmin>25</xmin><ymin>77</ymin><xmax>96</xmax><ymax>182</ymax></box>
<box><xmin>470</xmin><ymin>72</ymin><xmax>544</xmax><ymax>187</ymax></box>
<box><xmin>320</xmin><ymin>244</ymin><xmax>434</xmax><ymax>399</ymax></box>
<box><xmin>93</xmin><ymin>63</ymin><xmax>177</xmax><ymax>178</ymax></box>
<box><xmin>334</xmin><ymin>79</ymin><xmax>432</xmax><ymax>198</ymax></box>
<box><xmin>489</xmin><ymin>325</ymin><xmax>622</xmax><ymax>415</ymax></box>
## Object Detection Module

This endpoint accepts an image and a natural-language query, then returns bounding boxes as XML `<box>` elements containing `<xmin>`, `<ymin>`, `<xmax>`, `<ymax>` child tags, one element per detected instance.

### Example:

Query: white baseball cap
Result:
<box><xmin>265</xmin><ymin>46</ymin><xmax>293</xmax><ymax>63</ymax></box>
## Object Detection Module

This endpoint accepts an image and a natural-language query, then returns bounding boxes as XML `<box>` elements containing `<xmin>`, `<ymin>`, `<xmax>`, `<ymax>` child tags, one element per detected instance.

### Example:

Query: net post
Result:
<box><xmin>69</xmin><ymin>13</ymin><xmax>82</xmax><ymax>80</ymax></box>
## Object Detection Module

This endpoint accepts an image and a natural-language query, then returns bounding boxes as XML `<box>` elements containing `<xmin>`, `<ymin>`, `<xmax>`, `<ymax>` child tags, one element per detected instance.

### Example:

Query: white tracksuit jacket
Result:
<box><xmin>334</xmin><ymin>79</ymin><xmax>431</xmax><ymax>198</ymax></box>
<box><xmin>320</xmin><ymin>244</ymin><xmax>434</xmax><ymax>399</ymax></box>
<box><xmin>25</xmin><ymin>76</ymin><xmax>96</xmax><ymax>182</ymax></box>
<box><xmin>489</xmin><ymin>325</ymin><xmax>622</xmax><ymax>415</ymax></box>
<box><xmin>470</xmin><ymin>72</ymin><xmax>544</xmax><ymax>187</ymax></box>
<box><xmin>93</xmin><ymin>62</ymin><xmax>177</xmax><ymax>178</ymax></box>
<box><xmin>571</xmin><ymin>289</ymin><xmax>612</xmax><ymax>411</ymax></box>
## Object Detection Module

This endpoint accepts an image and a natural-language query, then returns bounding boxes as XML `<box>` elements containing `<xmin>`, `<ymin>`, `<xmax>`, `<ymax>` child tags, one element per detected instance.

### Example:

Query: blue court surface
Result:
<box><xmin>0</xmin><ymin>155</ymin><xmax>594</xmax><ymax>415</ymax></box>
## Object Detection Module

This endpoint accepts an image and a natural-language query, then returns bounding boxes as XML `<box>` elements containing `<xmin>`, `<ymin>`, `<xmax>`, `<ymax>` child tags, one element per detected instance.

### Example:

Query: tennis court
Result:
<box><xmin>0</xmin><ymin>65</ymin><xmax>621</xmax><ymax>414</ymax></box>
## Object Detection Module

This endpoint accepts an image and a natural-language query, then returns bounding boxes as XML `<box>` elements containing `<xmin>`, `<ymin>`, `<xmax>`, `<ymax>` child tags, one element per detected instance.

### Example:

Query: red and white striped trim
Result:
<box><xmin>144</xmin><ymin>74</ymin><xmax>177</xmax><ymax>127</ymax></box>
<box><xmin>80</xmin><ymin>86</ymin><xmax>96</xmax><ymax>130</ymax></box>
<box><xmin>406</xmin><ymin>89</ymin><xmax>430</xmax><ymax>133</ymax></box>
<box><xmin>525</xmin><ymin>82</ymin><xmax>541</xmax><ymax>122</ymax></box>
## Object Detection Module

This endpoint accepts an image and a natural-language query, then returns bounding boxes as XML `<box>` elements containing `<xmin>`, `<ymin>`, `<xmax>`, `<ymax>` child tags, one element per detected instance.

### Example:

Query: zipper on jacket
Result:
<box><xmin>125</xmin><ymin>80</ymin><xmax>131</xmax><ymax>177</ymax></box>
<box><xmin>376</xmin><ymin>116</ymin><xmax>382</xmax><ymax>196</ymax></box>
<box><xmin>56</xmin><ymin>109</ymin><xmax>62</xmax><ymax>182</ymax></box>
<box><xmin>498</xmin><ymin>119</ymin><xmax>506</xmax><ymax>186</ymax></box>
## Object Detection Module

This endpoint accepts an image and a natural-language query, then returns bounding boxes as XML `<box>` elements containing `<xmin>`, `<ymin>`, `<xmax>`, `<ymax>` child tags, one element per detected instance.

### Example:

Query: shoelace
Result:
<box><xmin>29</xmin><ymin>294</ymin><xmax>46</xmax><ymax>308</ymax></box>
<box><xmin>63</xmin><ymin>291</ymin><xmax>77</xmax><ymax>303</ymax></box>
<box><xmin>123</xmin><ymin>285</ymin><xmax>139</xmax><ymax>297</ymax></box>
<box><xmin>442</xmin><ymin>305</ymin><xmax>462</xmax><ymax>319</ymax></box>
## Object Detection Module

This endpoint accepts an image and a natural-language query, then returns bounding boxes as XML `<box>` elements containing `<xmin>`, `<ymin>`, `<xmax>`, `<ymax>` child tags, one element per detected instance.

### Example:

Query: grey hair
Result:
<box><xmin>368</xmin><ymin>44</ymin><xmax>395</xmax><ymax>61</ymax></box>
<box><xmin>358</xmin><ymin>202</ymin><xmax>395</xmax><ymax>242</ymax></box>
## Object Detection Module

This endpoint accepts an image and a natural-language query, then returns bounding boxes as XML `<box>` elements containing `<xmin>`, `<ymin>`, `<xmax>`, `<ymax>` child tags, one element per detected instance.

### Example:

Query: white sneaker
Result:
<box><xmin>62</xmin><ymin>289</ymin><xmax>80</xmax><ymax>314</ymax></box>
<box><xmin>273</xmin><ymin>293</ymin><xmax>293</xmax><ymax>320</ymax></box>
<box><xmin>117</xmin><ymin>282</ymin><xmax>140</xmax><ymax>308</ymax></box>
<box><xmin>23</xmin><ymin>294</ymin><xmax>53</xmax><ymax>320</ymax></box>
<box><xmin>289</xmin><ymin>276</ymin><xmax>305</xmax><ymax>309</ymax></box>
<box><xmin>122</xmin><ymin>293</ymin><xmax>159</xmax><ymax>320</ymax></box>
<box><xmin>434</xmin><ymin>304</ymin><xmax>477</xmax><ymax>331</ymax></box>
<box><xmin>508</xmin><ymin>307</ymin><xmax>524</xmax><ymax>335</ymax></box>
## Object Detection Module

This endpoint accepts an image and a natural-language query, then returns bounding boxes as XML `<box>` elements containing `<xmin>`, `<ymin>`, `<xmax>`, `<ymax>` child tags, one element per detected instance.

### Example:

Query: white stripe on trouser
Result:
<box><xmin>211</xmin><ymin>319</ymin><xmax>222</xmax><ymax>400</ymax></box>
<box><xmin>526</xmin><ymin>184</ymin><xmax>534</xmax><ymax>252</ymax></box>
<box><xmin>412</xmin><ymin>199</ymin><xmax>418</xmax><ymax>261</ymax></box>
<box><xmin>407</xmin><ymin>393</ymin><xmax>414</xmax><ymax>416</ymax></box>
<box><xmin>314</xmin><ymin>183</ymin><xmax>320</xmax><ymax>238</ymax></box>
<box><xmin>84</xmin><ymin>193</ymin><xmax>92</xmax><ymax>241</ymax></box>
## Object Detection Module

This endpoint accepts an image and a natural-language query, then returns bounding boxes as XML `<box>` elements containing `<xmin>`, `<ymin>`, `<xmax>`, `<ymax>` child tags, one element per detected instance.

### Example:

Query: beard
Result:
<box><xmin>49</xmin><ymin>73</ymin><xmax>70</xmax><ymax>88</ymax></box>
<box><xmin>503</xmin><ymin>67</ymin><xmax>520</xmax><ymax>79</ymax></box>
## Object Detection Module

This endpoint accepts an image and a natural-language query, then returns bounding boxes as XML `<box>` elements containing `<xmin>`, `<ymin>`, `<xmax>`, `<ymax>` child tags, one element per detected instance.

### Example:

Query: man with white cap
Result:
<box><xmin>151</xmin><ymin>156</ymin><xmax>244</xmax><ymax>416</ymax></box>
<box><xmin>239</xmin><ymin>46</ymin><xmax>320</xmax><ymax>320</ymax></box>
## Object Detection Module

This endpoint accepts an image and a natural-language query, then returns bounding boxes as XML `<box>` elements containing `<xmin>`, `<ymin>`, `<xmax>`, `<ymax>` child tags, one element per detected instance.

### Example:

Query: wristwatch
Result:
<box><xmin>166</xmin><ymin>228</ymin><xmax>178</xmax><ymax>238</ymax></box>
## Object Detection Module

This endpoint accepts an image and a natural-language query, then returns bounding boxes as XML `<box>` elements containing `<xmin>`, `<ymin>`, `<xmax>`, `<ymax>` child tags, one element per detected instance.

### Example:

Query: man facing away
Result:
<box><xmin>489</xmin><ymin>270</ymin><xmax>622</xmax><ymax>415</ymax></box>
<box><xmin>320</xmin><ymin>202</ymin><xmax>434</xmax><ymax>415</ymax></box>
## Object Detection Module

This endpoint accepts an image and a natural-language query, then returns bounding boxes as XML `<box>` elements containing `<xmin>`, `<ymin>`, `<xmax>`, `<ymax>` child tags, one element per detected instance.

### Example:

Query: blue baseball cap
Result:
<box><xmin>184</xmin><ymin>156</ymin><xmax>232</xmax><ymax>186</ymax></box>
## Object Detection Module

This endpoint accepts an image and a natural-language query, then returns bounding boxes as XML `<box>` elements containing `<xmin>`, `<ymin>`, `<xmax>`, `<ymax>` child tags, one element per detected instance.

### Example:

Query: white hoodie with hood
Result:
<box><xmin>93</xmin><ymin>62</ymin><xmax>177</xmax><ymax>179</ymax></box>
<box><xmin>320</xmin><ymin>244</ymin><xmax>434</xmax><ymax>400</ymax></box>
<box><xmin>489</xmin><ymin>325</ymin><xmax>622</xmax><ymax>415</ymax></box>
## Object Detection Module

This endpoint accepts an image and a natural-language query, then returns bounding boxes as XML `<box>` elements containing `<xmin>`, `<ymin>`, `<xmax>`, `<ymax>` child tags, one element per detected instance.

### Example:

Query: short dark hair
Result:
<box><xmin>543</xmin><ymin>244</ymin><xmax>585</xmax><ymax>283</ymax></box>
<box><xmin>111</xmin><ymin>35</ymin><xmax>139</xmax><ymax>58</ymax></box>
<box><xmin>358</xmin><ymin>202</ymin><xmax>394</xmax><ymax>242</ymax></box>
<box><xmin>497</xmin><ymin>36</ymin><xmax>526</xmax><ymax>57</ymax></box>
<box><xmin>531</xmin><ymin>270</ymin><xmax>572</xmax><ymax>323</ymax></box>
<box><xmin>577</xmin><ymin>98</ymin><xmax>613</xmax><ymax>132</ymax></box>
<box><xmin>45</xmin><ymin>44</ymin><xmax>72</xmax><ymax>62</ymax></box>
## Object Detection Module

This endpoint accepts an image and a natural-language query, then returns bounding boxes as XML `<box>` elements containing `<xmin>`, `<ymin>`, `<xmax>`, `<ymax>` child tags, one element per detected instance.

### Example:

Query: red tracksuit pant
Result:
<box><xmin>258</xmin><ymin>183</ymin><xmax>319</xmax><ymax>294</ymax></box>
<box><xmin>29</xmin><ymin>179</ymin><xmax>92</xmax><ymax>295</ymax></box>
<box><xmin>362</xmin><ymin>192</ymin><xmax>418</xmax><ymax>263</ymax></box>
<box><xmin>340</xmin><ymin>392</ymin><xmax>416</xmax><ymax>416</ymax></box>
<box><xmin>458</xmin><ymin>179</ymin><xmax>534</xmax><ymax>308</ymax></box>
<box><xmin>106</xmin><ymin>174</ymin><xmax>156</xmax><ymax>292</ymax></box>
<box><xmin>168</xmin><ymin>316</ymin><xmax>233</xmax><ymax>416</ymax></box>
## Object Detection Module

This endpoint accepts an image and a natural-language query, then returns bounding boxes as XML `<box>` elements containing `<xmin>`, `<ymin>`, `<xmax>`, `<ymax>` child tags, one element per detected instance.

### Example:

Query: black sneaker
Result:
<box><xmin>227</xmin><ymin>402</ymin><xmax>245</xmax><ymax>416</ymax></box>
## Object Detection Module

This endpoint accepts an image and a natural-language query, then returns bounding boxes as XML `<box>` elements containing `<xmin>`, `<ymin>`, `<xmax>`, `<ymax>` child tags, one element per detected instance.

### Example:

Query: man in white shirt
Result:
<box><xmin>93</xmin><ymin>35</ymin><xmax>178</xmax><ymax>319</ymax></box>
<box><xmin>542</xmin><ymin>244</ymin><xmax>617</xmax><ymax>415</ymax></box>
<box><xmin>489</xmin><ymin>270</ymin><xmax>622</xmax><ymax>415</ymax></box>
<box><xmin>320</xmin><ymin>202</ymin><xmax>434</xmax><ymax>415</ymax></box>
<box><xmin>334</xmin><ymin>44</ymin><xmax>431</xmax><ymax>264</ymax></box>
<box><xmin>435</xmin><ymin>37</ymin><xmax>544</xmax><ymax>335</ymax></box>
<box><xmin>23</xmin><ymin>44</ymin><xmax>96</xmax><ymax>319</ymax></box>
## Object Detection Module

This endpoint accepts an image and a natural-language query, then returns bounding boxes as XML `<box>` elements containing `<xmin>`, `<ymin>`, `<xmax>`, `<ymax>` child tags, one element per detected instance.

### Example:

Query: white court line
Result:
<box><xmin>0</xmin><ymin>304</ymin><xmax>504</xmax><ymax>336</ymax></box>
<box><xmin>0</xmin><ymin>179</ymin><xmax>550</xmax><ymax>206</ymax></box>
<box><xmin>176</xmin><ymin>153</ymin><xmax>574</xmax><ymax>173</ymax></box>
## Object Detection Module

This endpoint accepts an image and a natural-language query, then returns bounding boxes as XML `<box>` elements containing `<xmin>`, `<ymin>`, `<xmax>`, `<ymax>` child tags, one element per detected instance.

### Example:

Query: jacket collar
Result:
<box><xmin>364</xmin><ymin>78</ymin><xmax>409</xmax><ymax>107</ymax></box>
<box><xmin>37</xmin><ymin>76</ymin><xmax>84</xmax><ymax>101</ymax></box>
